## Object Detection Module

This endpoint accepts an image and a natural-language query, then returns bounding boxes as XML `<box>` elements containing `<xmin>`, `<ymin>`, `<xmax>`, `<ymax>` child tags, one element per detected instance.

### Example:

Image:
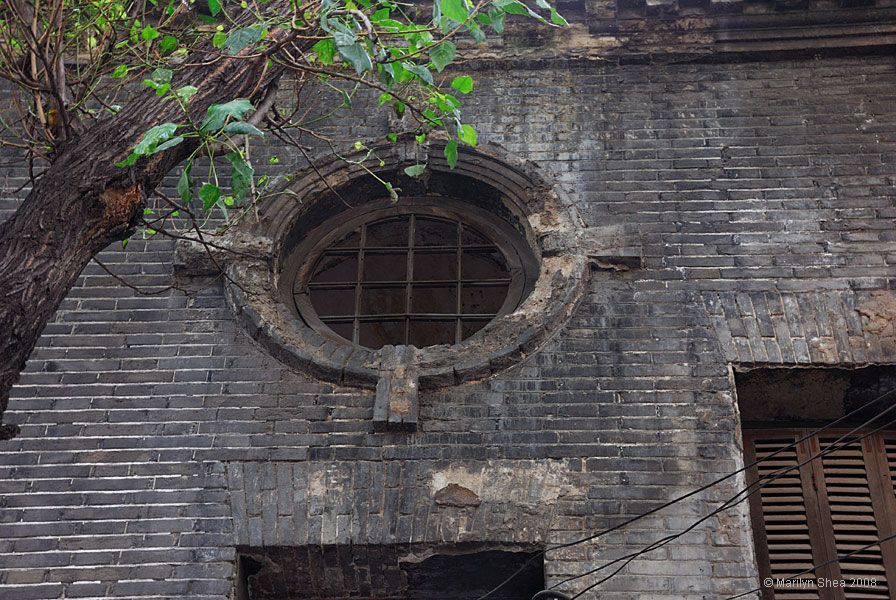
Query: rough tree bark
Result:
<box><xmin>0</xmin><ymin>45</ymin><xmax>284</xmax><ymax>439</ymax></box>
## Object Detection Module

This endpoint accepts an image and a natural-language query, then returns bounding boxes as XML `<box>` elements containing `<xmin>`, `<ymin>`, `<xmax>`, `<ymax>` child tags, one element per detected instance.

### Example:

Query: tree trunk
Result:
<box><xmin>0</xmin><ymin>46</ymin><xmax>283</xmax><ymax>439</ymax></box>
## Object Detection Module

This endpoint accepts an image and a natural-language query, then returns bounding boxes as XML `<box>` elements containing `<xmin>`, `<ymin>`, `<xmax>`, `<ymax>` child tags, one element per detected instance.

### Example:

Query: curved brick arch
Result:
<box><xmin>224</xmin><ymin>138</ymin><xmax>589</xmax><ymax>390</ymax></box>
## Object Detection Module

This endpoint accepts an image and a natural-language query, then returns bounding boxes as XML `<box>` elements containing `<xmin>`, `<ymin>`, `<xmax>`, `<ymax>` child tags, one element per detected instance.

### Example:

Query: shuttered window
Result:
<box><xmin>744</xmin><ymin>430</ymin><xmax>896</xmax><ymax>600</ymax></box>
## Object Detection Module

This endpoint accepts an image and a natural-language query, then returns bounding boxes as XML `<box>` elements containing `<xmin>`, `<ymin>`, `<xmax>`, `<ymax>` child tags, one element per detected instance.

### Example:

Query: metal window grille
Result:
<box><xmin>296</xmin><ymin>213</ymin><xmax>516</xmax><ymax>349</ymax></box>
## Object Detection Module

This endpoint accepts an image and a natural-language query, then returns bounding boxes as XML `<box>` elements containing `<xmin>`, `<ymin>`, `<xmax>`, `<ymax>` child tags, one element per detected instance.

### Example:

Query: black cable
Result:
<box><xmin>474</xmin><ymin>387</ymin><xmax>896</xmax><ymax>600</ymax></box>
<box><xmin>722</xmin><ymin>530</ymin><xmax>896</xmax><ymax>600</ymax></box>
<box><xmin>558</xmin><ymin>411</ymin><xmax>896</xmax><ymax>599</ymax></box>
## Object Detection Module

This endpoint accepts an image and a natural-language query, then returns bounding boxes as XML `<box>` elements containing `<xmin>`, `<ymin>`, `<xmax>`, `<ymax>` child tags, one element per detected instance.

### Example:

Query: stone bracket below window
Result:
<box><xmin>374</xmin><ymin>345</ymin><xmax>419</xmax><ymax>433</ymax></box>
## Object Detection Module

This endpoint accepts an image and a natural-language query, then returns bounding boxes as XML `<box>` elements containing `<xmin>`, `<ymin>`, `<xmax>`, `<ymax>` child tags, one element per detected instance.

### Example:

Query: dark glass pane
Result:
<box><xmin>461</xmin><ymin>285</ymin><xmax>508</xmax><ymax>314</ymax></box>
<box><xmin>360</xmin><ymin>286</ymin><xmax>405</xmax><ymax>315</ymax></box>
<box><xmin>411</xmin><ymin>284</ymin><xmax>456</xmax><ymax>314</ymax></box>
<box><xmin>312</xmin><ymin>254</ymin><xmax>358</xmax><ymax>283</ymax></box>
<box><xmin>461</xmin><ymin>318</ymin><xmax>490</xmax><ymax>340</ymax></box>
<box><xmin>324</xmin><ymin>321</ymin><xmax>354</xmax><ymax>342</ymax></box>
<box><xmin>461</xmin><ymin>248</ymin><xmax>508</xmax><ymax>280</ymax></box>
<box><xmin>359</xmin><ymin>320</ymin><xmax>405</xmax><ymax>348</ymax></box>
<box><xmin>365</xmin><ymin>217</ymin><xmax>410</xmax><ymax>247</ymax></box>
<box><xmin>461</xmin><ymin>225</ymin><xmax>490</xmax><ymax>246</ymax></box>
<box><xmin>413</xmin><ymin>252</ymin><xmax>457</xmax><ymax>280</ymax></box>
<box><xmin>333</xmin><ymin>229</ymin><xmax>361</xmax><ymax>248</ymax></box>
<box><xmin>415</xmin><ymin>217</ymin><xmax>458</xmax><ymax>247</ymax></box>
<box><xmin>363</xmin><ymin>252</ymin><xmax>407</xmax><ymax>282</ymax></box>
<box><xmin>310</xmin><ymin>289</ymin><xmax>355</xmax><ymax>317</ymax></box>
<box><xmin>408</xmin><ymin>319</ymin><xmax>456</xmax><ymax>347</ymax></box>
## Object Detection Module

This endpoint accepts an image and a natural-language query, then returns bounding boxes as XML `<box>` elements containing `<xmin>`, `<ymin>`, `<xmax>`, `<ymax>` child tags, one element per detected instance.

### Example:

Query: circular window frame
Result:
<box><xmin>222</xmin><ymin>139</ymin><xmax>588</xmax><ymax>389</ymax></box>
<box><xmin>286</xmin><ymin>197</ymin><xmax>540</xmax><ymax>350</ymax></box>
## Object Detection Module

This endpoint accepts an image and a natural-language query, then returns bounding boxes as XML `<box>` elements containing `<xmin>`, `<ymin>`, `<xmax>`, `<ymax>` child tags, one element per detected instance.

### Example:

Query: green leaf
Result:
<box><xmin>421</xmin><ymin>108</ymin><xmax>442</xmax><ymax>126</ymax></box>
<box><xmin>404</xmin><ymin>164</ymin><xmax>426</xmax><ymax>177</ymax></box>
<box><xmin>440</xmin><ymin>0</ymin><xmax>469</xmax><ymax>23</ymax></box>
<box><xmin>177</xmin><ymin>161</ymin><xmax>192</xmax><ymax>202</ymax></box>
<box><xmin>467</xmin><ymin>22</ymin><xmax>486</xmax><ymax>43</ymax></box>
<box><xmin>338</xmin><ymin>42</ymin><xmax>373</xmax><ymax>75</ymax></box>
<box><xmin>225</xmin><ymin>25</ymin><xmax>263</xmax><ymax>54</ymax></box>
<box><xmin>550</xmin><ymin>8</ymin><xmax>568</xmax><ymax>25</ymax></box>
<box><xmin>111</xmin><ymin>64</ymin><xmax>129</xmax><ymax>78</ymax></box>
<box><xmin>133</xmin><ymin>122</ymin><xmax>178</xmax><ymax>155</ymax></box>
<box><xmin>430</xmin><ymin>41</ymin><xmax>456</xmax><ymax>72</ymax></box>
<box><xmin>153</xmin><ymin>135</ymin><xmax>184</xmax><ymax>153</ymax></box>
<box><xmin>174</xmin><ymin>85</ymin><xmax>198</xmax><ymax>103</ymax></box>
<box><xmin>141</xmin><ymin>25</ymin><xmax>160</xmax><ymax>41</ymax></box>
<box><xmin>115</xmin><ymin>152</ymin><xmax>139</xmax><ymax>168</ymax></box>
<box><xmin>208</xmin><ymin>0</ymin><xmax>222</xmax><ymax>16</ymax></box>
<box><xmin>415</xmin><ymin>133</ymin><xmax>426</xmax><ymax>144</ymax></box>
<box><xmin>458</xmin><ymin>124</ymin><xmax>477</xmax><ymax>146</ymax></box>
<box><xmin>226</xmin><ymin>151</ymin><xmax>254</xmax><ymax>202</ymax></box>
<box><xmin>434</xmin><ymin>92</ymin><xmax>460</xmax><ymax>112</ymax></box>
<box><xmin>122</xmin><ymin>237</ymin><xmax>129</xmax><ymax>249</ymax></box>
<box><xmin>451</xmin><ymin>75</ymin><xmax>473</xmax><ymax>94</ymax></box>
<box><xmin>371</xmin><ymin>7</ymin><xmax>391</xmax><ymax>23</ymax></box>
<box><xmin>199</xmin><ymin>183</ymin><xmax>220</xmax><ymax>210</ymax></box>
<box><xmin>212</xmin><ymin>30</ymin><xmax>227</xmax><ymax>48</ymax></box>
<box><xmin>488</xmin><ymin>8</ymin><xmax>505</xmax><ymax>33</ymax></box>
<box><xmin>444</xmin><ymin>140</ymin><xmax>458</xmax><ymax>168</ymax></box>
<box><xmin>159</xmin><ymin>35</ymin><xmax>178</xmax><ymax>54</ymax></box>
<box><xmin>325</xmin><ymin>19</ymin><xmax>358</xmax><ymax>47</ymax></box>
<box><xmin>378</xmin><ymin>62</ymin><xmax>396</xmax><ymax>86</ymax></box>
<box><xmin>312</xmin><ymin>39</ymin><xmax>336</xmax><ymax>65</ymax></box>
<box><xmin>386</xmin><ymin>133</ymin><xmax>398</xmax><ymax>142</ymax></box>
<box><xmin>201</xmin><ymin>98</ymin><xmax>254</xmax><ymax>132</ymax></box>
<box><xmin>223</xmin><ymin>122</ymin><xmax>265</xmax><ymax>136</ymax></box>
<box><xmin>494</xmin><ymin>0</ymin><xmax>544</xmax><ymax>20</ymax></box>
<box><xmin>150</xmin><ymin>67</ymin><xmax>172</xmax><ymax>83</ymax></box>
<box><xmin>404</xmin><ymin>63</ymin><xmax>433</xmax><ymax>85</ymax></box>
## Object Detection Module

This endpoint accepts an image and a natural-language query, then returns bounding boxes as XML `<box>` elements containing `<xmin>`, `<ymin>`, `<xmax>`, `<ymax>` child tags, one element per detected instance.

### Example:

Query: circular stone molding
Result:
<box><xmin>223</xmin><ymin>138</ymin><xmax>588</xmax><ymax>389</ymax></box>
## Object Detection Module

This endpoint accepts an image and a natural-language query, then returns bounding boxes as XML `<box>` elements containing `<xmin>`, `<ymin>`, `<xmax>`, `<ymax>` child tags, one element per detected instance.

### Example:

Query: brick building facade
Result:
<box><xmin>2</xmin><ymin>2</ymin><xmax>896</xmax><ymax>599</ymax></box>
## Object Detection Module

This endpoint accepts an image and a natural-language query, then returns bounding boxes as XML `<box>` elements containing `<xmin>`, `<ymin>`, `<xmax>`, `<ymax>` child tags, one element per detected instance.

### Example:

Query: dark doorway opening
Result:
<box><xmin>236</xmin><ymin>543</ymin><xmax>544</xmax><ymax>600</ymax></box>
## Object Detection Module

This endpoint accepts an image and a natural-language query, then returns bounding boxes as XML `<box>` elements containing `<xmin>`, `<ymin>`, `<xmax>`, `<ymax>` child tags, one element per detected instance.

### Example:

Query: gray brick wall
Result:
<box><xmin>2</xmin><ymin>52</ymin><xmax>896</xmax><ymax>598</ymax></box>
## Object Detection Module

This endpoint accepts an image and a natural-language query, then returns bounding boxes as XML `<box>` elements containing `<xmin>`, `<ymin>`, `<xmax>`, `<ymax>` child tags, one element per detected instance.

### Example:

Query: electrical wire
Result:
<box><xmin>722</xmin><ymin>530</ymin><xmax>896</xmax><ymax>600</ymax></box>
<box><xmin>474</xmin><ymin>387</ymin><xmax>896</xmax><ymax>600</ymax></box>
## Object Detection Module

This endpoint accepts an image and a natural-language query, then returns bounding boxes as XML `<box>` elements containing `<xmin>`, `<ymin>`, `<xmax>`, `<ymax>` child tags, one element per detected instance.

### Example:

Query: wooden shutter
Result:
<box><xmin>817</xmin><ymin>435</ymin><xmax>891</xmax><ymax>599</ymax></box>
<box><xmin>746</xmin><ymin>433</ymin><xmax>824</xmax><ymax>600</ymax></box>
<box><xmin>744</xmin><ymin>430</ymin><xmax>896</xmax><ymax>600</ymax></box>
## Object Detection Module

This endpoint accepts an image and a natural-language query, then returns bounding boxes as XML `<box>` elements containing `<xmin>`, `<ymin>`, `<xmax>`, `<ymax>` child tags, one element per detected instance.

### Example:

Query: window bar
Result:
<box><xmin>307</xmin><ymin>278</ymin><xmax>511</xmax><ymax>289</ymax></box>
<box><xmin>455</xmin><ymin>220</ymin><xmax>463</xmax><ymax>344</ymax></box>
<box><xmin>405</xmin><ymin>215</ymin><xmax>416</xmax><ymax>345</ymax></box>
<box><xmin>353</xmin><ymin>225</ymin><xmax>366</xmax><ymax>345</ymax></box>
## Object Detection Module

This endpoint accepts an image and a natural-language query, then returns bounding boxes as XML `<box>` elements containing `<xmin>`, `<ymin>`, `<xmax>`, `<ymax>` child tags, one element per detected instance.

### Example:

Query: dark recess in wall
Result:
<box><xmin>238</xmin><ymin>544</ymin><xmax>544</xmax><ymax>600</ymax></box>
<box><xmin>735</xmin><ymin>366</ymin><xmax>896</xmax><ymax>426</ymax></box>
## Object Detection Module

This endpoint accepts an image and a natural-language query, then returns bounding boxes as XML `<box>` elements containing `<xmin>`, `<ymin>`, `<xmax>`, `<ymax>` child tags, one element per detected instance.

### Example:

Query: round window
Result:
<box><xmin>222</xmin><ymin>141</ymin><xmax>587</xmax><ymax>390</ymax></box>
<box><xmin>290</xmin><ymin>198</ymin><xmax>537</xmax><ymax>350</ymax></box>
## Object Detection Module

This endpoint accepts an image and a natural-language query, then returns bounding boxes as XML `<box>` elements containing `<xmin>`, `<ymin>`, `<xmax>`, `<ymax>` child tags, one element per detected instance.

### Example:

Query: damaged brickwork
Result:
<box><xmin>2</xmin><ymin>4</ymin><xmax>896</xmax><ymax>600</ymax></box>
